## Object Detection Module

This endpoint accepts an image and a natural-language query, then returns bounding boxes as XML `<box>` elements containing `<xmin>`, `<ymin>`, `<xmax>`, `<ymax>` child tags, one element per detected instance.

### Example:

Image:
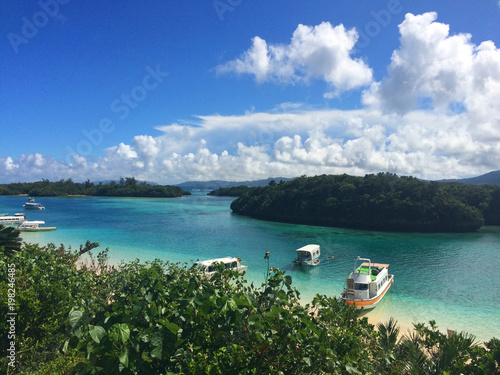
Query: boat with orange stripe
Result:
<box><xmin>341</xmin><ymin>256</ymin><xmax>394</xmax><ymax>310</ymax></box>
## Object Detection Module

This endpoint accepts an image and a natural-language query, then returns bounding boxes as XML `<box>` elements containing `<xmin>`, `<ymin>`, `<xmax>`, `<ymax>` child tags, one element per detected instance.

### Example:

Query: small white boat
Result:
<box><xmin>193</xmin><ymin>257</ymin><xmax>247</xmax><ymax>278</ymax></box>
<box><xmin>0</xmin><ymin>214</ymin><xmax>26</xmax><ymax>227</ymax></box>
<box><xmin>341</xmin><ymin>256</ymin><xmax>394</xmax><ymax>310</ymax></box>
<box><xmin>17</xmin><ymin>220</ymin><xmax>56</xmax><ymax>232</ymax></box>
<box><xmin>293</xmin><ymin>244</ymin><xmax>321</xmax><ymax>266</ymax></box>
<box><xmin>23</xmin><ymin>197</ymin><xmax>45</xmax><ymax>210</ymax></box>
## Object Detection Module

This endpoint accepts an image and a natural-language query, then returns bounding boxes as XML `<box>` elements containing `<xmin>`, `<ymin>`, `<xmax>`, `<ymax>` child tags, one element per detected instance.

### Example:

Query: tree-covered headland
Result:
<box><xmin>227</xmin><ymin>173</ymin><xmax>500</xmax><ymax>233</ymax></box>
<box><xmin>1</xmin><ymin>230</ymin><xmax>499</xmax><ymax>374</ymax></box>
<box><xmin>0</xmin><ymin>177</ymin><xmax>190</xmax><ymax>198</ymax></box>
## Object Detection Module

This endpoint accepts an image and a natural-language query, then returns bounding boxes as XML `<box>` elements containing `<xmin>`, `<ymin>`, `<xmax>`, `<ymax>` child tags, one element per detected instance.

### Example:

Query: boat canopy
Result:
<box><xmin>360</xmin><ymin>262</ymin><xmax>390</xmax><ymax>268</ymax></box>
<box><xmin>20</xmin><ymin>221</ymin><xmax>45</xmax><ymax>225</ymax></box>
<box><xmin>194</xmin><ymin>257</ymin><xmax>240</xmax><ymax>267</ymax></box>
<box><xmin>296</xmin><ymin>244</ymin><xmax>320</xmax><ymax>257</ymax></box>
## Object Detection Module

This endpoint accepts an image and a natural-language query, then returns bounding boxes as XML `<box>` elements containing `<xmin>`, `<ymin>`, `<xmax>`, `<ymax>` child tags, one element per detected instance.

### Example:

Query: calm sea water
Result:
<box><xmin>1</xmin><ymin>194</ymin><xmax>499</xmax><ymax>342</ymax></box>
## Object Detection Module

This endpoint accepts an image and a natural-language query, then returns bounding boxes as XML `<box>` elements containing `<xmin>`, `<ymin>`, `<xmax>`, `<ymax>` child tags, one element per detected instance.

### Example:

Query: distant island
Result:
<box><xmin>176</xmin><ymin>177</ymin><xmax>294</xmax><ymax>190</ymax></box>
<box><xmin>218</xmin><ymin>173</ymin><xmax>500</xmax><ymax>233</ymax></box>
<box><xmin>0</xmin><ymin>177</ymin><xmax>190</xmax><ymax>198</ymax></box>
<box><xmin>189</xmin><ymin>170</ymin><xmax>500</xmax><ymax>190</ymax></box>
<box><xmin>437</xmin><ymin>170</ymin><xmax>500</xmax><ymax>185</ymax></box>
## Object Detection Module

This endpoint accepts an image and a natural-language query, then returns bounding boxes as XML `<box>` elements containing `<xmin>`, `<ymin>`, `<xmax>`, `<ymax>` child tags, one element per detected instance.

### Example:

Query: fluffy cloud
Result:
<box><xmin>363</xmin><ymin>12</ymin><xmax>500</xmax><ymax>121</ymax></box>
<box><xmin>216</xmin><ymin>22</ymin><xmax>373</xmax><ymax>95</ymax></box>
<box><xmin>2</xmin><ymin>107</ymin><xmax>498</xmax><ymax>184</ymax></box>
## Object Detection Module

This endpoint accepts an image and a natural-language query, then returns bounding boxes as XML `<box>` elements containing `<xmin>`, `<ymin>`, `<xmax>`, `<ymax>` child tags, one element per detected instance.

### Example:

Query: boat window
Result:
<box><xmin>354</xmin><ymin>283</ymin><xmax>368</xmax><ymax>290</ymax></box>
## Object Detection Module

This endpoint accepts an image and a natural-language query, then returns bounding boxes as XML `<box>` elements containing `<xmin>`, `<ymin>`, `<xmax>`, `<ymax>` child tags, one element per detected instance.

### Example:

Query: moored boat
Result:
<box><xmin>23</xmin><ymin>197</ymin><xmax>45</xmax><ymax>210</ymax></box>
<box><xmin>193</xmin><ymin>257</ymin><xmax>247</xmax><ymax>279</ymax></box>
<box><xmin>341</xmin><ymin>256</ymin><xmax>394</xmax><ymax>310</ymax></box>
<box><xmin>17</xmin><ymin>220</ymin><xmax>56</xmax><ymax>232</ymax></box>
<box><xmin>0</xmin><ymin>214</ymin><xmax>26</xmax><ymax>227</ymax></box>
<box><xmin>293</xmin><ymin>244</ymin><xmax>321</xmax><ymax>266</ymax></box>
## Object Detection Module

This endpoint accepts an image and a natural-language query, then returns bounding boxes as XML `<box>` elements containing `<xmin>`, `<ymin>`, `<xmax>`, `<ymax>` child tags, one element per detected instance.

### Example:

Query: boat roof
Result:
<box><xmin>296</xmin><ymin>244</ymin><xmax>320</xmax><ymax>253</ymax></box>
<box><xmin>21</xmin><ymin>221</ymin><xmax>45</xmax><ymax>225</ymax></box>
<box><xmin>194</xmin><ymin>257</ymin><xmax>240</xmax><ymax>266</ymax></box>
<box><xmin>360</xmin><ymin>262</ymin><xmax>389</xmax><ymax>268</ymax></box>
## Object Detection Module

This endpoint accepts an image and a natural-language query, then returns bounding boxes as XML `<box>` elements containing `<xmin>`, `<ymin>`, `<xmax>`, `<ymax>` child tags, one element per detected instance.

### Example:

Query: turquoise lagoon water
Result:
<box><xmin>1</xmin><ymin>194</ymin><xmax>499</xmax><ymax>342</ymax></box>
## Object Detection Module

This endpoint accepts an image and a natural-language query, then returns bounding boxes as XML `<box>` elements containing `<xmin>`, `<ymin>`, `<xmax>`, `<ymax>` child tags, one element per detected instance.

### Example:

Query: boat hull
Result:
<box><xmin>18</xmin><ymin>227</ymin><xmax>56</xmax><ymax>232</ymax></box>
<box><xmin>293</xmin><ymin>259</ymin><xmax>320</xmax><ymax>266</ymax></box>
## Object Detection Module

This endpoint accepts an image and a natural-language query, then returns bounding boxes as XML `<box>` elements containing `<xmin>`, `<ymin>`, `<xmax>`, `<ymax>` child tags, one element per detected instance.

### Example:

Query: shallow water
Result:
<box><xmin>2</xmin><ymin>194</ymin><xmax>499</xmax><ymax>342</ymax></box>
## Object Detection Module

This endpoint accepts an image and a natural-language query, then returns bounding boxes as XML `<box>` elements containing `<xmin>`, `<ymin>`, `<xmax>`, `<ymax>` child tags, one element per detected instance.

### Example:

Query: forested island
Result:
<box><xmin>0</xmin><ymin>177</ymin><xmax>190</xmax><ymax>198</ymax></box>
<box><xmin>218</xmin><ymin>173</ymin><xmax>500</xmax><ymax>233</ymax></box>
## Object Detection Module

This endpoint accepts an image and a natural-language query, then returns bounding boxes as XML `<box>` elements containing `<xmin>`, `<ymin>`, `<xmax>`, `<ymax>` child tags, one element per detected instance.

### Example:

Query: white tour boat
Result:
<box><xmin>17</xmin><ymin>220</ymin><xmax>56</xmax><ymax>232</ymax></box>
<box><xmin>23</xmin><ymin>197</ymin><xmax>45</xmax><ymax>210</ymax></box>
<box><xmin>193</xmin><ymin>257</ymin><xmax>247</xmax><ymax>278</ymax></box>
<box><xmin>293</xmin><ymin>244</ymin><xmax>321</xmax><ymax>266</ymax></box>
<box><xmin>341</xmin><ymin>256</ymin><xmax>394</xmax><ymax>310</ymax></box>
<box><xmin>0</xmin><ymin>213</ymin><xmax>26</xmax><ymax>227</ymax></box>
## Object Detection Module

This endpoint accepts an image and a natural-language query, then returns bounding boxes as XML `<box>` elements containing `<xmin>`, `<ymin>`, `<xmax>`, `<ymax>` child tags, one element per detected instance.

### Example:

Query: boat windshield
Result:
<box><xmin>354</xmin><ymin>283</ymin><xmax>368</xmax><ymax>290</ymax></box>
<box><xmin>297</xmin><ymin>252</ymin><xmax>312</xmax><ymax>261</ymax></box>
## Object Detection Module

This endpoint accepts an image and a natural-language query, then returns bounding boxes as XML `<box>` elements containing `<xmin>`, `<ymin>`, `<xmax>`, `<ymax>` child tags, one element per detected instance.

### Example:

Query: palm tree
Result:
<box><xmin>0</xmin><ymin>224</ymin><xmax>22</xmax><ymax>255</ymax></box>
<box><xmin>433</xmin><ymin>331</ymin><xmax>477</xmax><ymax>373</ymax></box>
<box><xmin>378</xmin><ymin>317</ymin><xmax>400</xmax><ymax>353</ymax></box>
<box><xmin>376</xmin><ymin>318</ymin><xmax>402</xmax><ymax>373</ymax></box>
<box><xmin>399</xmin><ymin>330</ymin><xmax>431</xmax><ymax>374</ymax></box>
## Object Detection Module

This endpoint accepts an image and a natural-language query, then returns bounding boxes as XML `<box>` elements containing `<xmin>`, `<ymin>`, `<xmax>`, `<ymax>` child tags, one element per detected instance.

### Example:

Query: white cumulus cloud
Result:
<box><xmin>363</xmin><ymin>11</ymin><xmax>500</xmax><ymax>121</ymax></box>
<box><xmin>216</xmin><ymin>22</ymin><xmax>373</xmax><ymax>95</ymax></box>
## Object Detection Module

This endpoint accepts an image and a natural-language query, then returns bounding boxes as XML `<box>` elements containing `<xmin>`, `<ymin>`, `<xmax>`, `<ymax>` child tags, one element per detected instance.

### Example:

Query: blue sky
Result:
<box><xmin>1</xmin><ymin>0</ymin><xmax>500</xmax><ymax>183</ymax></box>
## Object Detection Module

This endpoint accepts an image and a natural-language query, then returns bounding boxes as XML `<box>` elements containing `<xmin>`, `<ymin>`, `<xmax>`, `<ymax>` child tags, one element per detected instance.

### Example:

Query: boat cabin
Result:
<box><xmin>0</xmin><ymin>214</ymin><xmax>26</xmax><ymax>226</ymax></box>
<box><xmin>293</xmin><ymin>244</ymin><xmax>321</xmax><ymax>266</ymax></box>
<box><xmin>193</xmin><ymin>257</ymin><xmax>247</xmax><ymax>278</ymax></box>
<box><xmin>24</xmin><ymin>197</ymin><xmax>45</xmax><ymax>210</ymax></box>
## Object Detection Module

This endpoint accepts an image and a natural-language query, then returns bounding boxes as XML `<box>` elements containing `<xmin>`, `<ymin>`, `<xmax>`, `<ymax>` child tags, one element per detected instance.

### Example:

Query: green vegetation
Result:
<box><xmin>0</xmin><ymin>224</ymin><xmax>22</xmax><ymax>256</ymax></box>
<box><xmin>208</xmin><ymin>185</ymin><xmax>252</xmax><ymax>197</ymax></box>
<box><xmin>229</xmin><ymin>173</ymin><xmax>500</xmax><ymax>232</ymax></box>
<box><xmin>1</xmin><ymin>235</ymin><xmax>499</xmax><ymax>374</ymax></box>
<box><xmin>0</xmin><ymin>177</ymin><xmax>190</xmax><ymax>198</ymax></box>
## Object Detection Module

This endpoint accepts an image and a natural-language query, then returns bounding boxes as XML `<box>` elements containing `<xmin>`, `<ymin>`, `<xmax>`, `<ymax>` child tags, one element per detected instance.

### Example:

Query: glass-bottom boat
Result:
<box><xmin>341</xmin><ymin>256</ymin><xmax>394</xmax><ymax>310</ymax></box>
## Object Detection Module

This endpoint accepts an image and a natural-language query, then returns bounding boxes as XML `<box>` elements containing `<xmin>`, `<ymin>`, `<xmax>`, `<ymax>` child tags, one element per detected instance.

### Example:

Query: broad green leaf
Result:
<box><xmin>89</xmin><ymin>325</ymin><xmax>106</xmax><ymax>344</ymax></box>
<box><xmin>118</xmin><ymin>323</ymin><xmax>130</xmax><ymax>343</ymax></box>
<box><xmin>141</xmin><ymin>351</ymin><xmax>153</xmax><ymax>363</ymax></box>
<box><xmin>226</xmin><ymin>298</ymin><xmax>237</xmax><ymax>311</ymax></box>
<box><xmin>109</xmin><ymin>323</ymin><xmax>130</xmax><ymax>343</ymax></box>
<box><xmin>150</xmin><ymin>301</ymin><xmax>158</xmax><ymax>316</ymax></box>
<box><xmin>118</xmin><ymin>346</ymin><xmax>129</xmax><ymax>367</ymax></box>
<box><xmin>161</xmin><ymin>319</ymin><xmax>181</xmax><ymax>335</ymax></box>
<box><xmin>151</xmin><ymin>332</ymin><xmax>163</xmax><ymax>346</ymax></box>
<box><xmin>69</xmin><ymin>310</ymin><xmax>83</xmax><ymax>328</ymax></box>
<box><xmin>151</xmin><ymin>345</ymin><xmax>162</xmax><ymax>359</ymax></box>
<box><xmin>345</xmin><ymin>364</ymin><xmax>361</xmax><ymax>374</ymax></box>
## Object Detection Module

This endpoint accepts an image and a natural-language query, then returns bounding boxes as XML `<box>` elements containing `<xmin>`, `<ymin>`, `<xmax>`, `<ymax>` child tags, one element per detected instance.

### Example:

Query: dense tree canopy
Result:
<box><xmin>0</xmin><ymin>178</ymin><xmax>190</xmax><ymax>198</ymax></box>
<box><xmin>228</xmin><ymin>173</ymin><xmax>500</xmax><ymax>232</ymax></box>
